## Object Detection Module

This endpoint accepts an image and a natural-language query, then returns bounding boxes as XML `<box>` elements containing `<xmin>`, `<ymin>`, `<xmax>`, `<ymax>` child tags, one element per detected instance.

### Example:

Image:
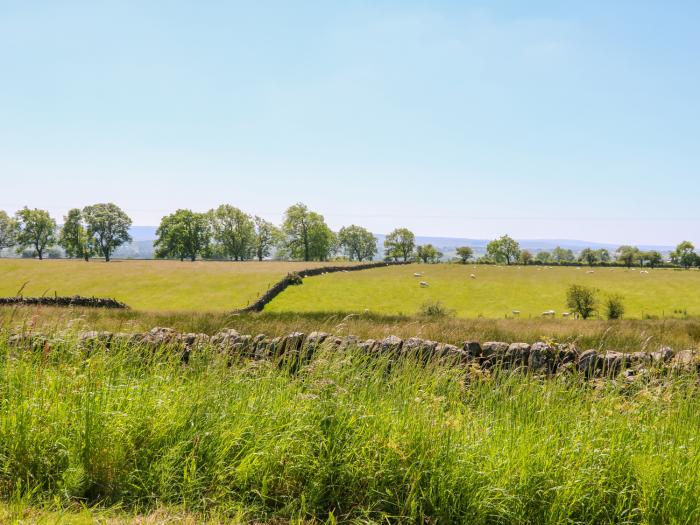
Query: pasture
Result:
<box><xmin>270</xmin><ymin>264</ymin><xmax>700</xmax><ymax>319</ymax></box>
<box><xmin>0</xmin><ymin>259</ymin><xmax>354</xmax><ymax>312</ymax></box>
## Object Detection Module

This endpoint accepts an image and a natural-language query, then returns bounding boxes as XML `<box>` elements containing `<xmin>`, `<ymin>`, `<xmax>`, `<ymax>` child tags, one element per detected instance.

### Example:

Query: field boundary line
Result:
<box><xmin>235</xmin><ymin>261</ymin><xmax>412</xmax><ymax>313</ymax></box>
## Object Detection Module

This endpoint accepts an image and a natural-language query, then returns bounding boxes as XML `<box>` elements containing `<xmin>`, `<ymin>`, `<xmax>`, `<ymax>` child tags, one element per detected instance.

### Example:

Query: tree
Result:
<box><xmin>671</xmin><ymin>241</ymin><xmax>697</xmax><ymax>269</ymax></box>
<box><xmin>616</xmin><ymin>245</ymin><xmax>640</xmax><ymax>269</ymax></box>
<box><xmin>83</xmin><ymin>203</ymin><xmax>132</xmax><ymax>262</ymax></box>
<box><xmin>455</xmin><ymin>246</ymin><xmax>474</xmax><ymax>264</ymax></box>
<box><xmin>154</xmin><ymin>209</ymin><xmax>210</xmax><ymax>261</ymax></box>
<box><xmin>595</xmin><ymin>249</ymin><xmax>611</xmax><ymax>264</ymax></box>
<box><xmin>578</xmin><ymin>248</ymin><xmax>598</xmax><ymax>267</ymax></box>
<box><xmin>535</xmin><ymin>251</ymin><xmax>551</xmax><ymax>264</ymax></box>
<box><xmin>645</xmin><ymin>250</ymin><xmax>663</xmax><ymax>269</ymax></box>
<box><xmin>59</xmin><ymin>209</ymin><xmax>94</xmax><ymax>261</ymax></box>
<box><xmin>15</xmin><ymin>207</ymin><xmax>56</xmax><ymax>260</ymax></box>
<box><xmin>384</xmin><ymin>228</ymin><xmax>415</xmax><ymax>262</ymax></box>
<box><xmin>208</xmin><ymin>205</ymin><xmax>255</xmax><ymax>261</ymax></box>
<box><xmin>551</xmin><ymin>246</ymin><xmax>575</xmax><ymax>264</ymax></box>
<box><xmin>566</xmin><ymin>284</ymin><xmax>598</xmax><ymax>320</ymax></box>
<box><xmin>0</xmin><ymin>210</ymin><xmax>17</xmax><ymax>251</ymax></box>
<box><xmin>338</xmin><ymin>225</ymin><xmax>377</xmax><ymax>261</ymax></box>
<box><xmin>253</xmin><ymin>216</ymin><xmax>281</xmax><ymax>262</ymax></box>
<box><xmin>416</xmin><ymin>244</ymin><xmax>442</xmax><ymax>263</ymax></box>
<box><xmin>519</xmin><ymin>249</ymin><xmax>533</xmax><ymax>265</ymax></box>
<box><xmin>282</xmin><ymin>203</ymin><xmax>336</xmax><ymax>261</ymax></box>
<box><xmin>486</xmin><ymin>235</ymin><xmax>520</xmax><ymax>265</ymax></box>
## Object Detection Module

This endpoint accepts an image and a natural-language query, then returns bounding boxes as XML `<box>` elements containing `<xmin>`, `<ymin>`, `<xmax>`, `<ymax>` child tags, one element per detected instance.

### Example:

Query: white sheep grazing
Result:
<box><xmin>542</xmin><ymin>310</ymin><xmax>555</xmax><ymax>317</ymax></box>
<box><xmin>470</xmin><ymin>274</ymin><xmax>476</xmax><ymax>279</ymax></box>
<box><xmin>419</xmin><ymin>281</ymin><xmax>429</xmax><ymax>288</ymax></box>
<box><xmin>512</xmin><ymin>310</ymin><xmax>521</xmax><ymax>316</ymax></box>
<box><xmin>414</xmin><ymin>272</ymin><xmax>422</xmax><ymax>277</ymax></box>
<box><xmin>587</xmin><ymin>270</ymin><xmax>594</xmax><ymax>274</ymax></box>
<box><xmin>562</xmin><ymin>312</ymin><xmax>570</xmax><ymax>317</ymax></box>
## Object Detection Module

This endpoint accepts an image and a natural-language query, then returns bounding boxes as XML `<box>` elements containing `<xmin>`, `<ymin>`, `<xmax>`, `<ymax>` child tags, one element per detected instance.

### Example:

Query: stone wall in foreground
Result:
<box><xmin>7</xmin><ymin>327</ymin><xmax>699</xmax><ymax>379</ymax></box>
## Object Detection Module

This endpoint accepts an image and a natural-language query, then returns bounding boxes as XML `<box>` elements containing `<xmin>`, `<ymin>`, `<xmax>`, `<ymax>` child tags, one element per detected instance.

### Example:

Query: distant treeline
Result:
<box><xmin>1</xmin><ymin>204</ymin><xmax>698</xmax><ymax>268</ymax></box>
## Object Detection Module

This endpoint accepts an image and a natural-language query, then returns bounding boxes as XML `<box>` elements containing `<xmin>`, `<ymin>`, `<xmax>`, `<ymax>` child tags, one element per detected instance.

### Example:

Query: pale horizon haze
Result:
<box><xmin>1</xmin><ymin>1</ymin><xmax>699</xmax><ymax>245</ymax></box>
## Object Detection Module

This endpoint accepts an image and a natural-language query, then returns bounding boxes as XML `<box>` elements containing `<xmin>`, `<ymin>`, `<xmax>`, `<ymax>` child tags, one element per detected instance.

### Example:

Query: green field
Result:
<box><xmin>0</xmin><ymin>259</ymin><xmax>353</xmax><ymax>312</ymax></box>
<box><xmin>270</xmin><ymin>264</ymin><xmax>700</xmax><ymax>319</ymax></box>
<box><xmin>3</xmin><ymin>260</ymin><xmax>700</xmax><ymax>319</ymax></box>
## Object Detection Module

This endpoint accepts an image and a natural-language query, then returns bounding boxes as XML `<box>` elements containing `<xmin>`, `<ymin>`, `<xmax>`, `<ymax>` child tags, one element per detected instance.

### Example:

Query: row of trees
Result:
<box><xmin>0</xmin><ymin>204</ymin><xmax>132</xmax><ymax>261</ymax></box>
<box><xmin>2</xmin><ymin>204</ymin><xmax>700</xmax><ymax>267</ymax></box>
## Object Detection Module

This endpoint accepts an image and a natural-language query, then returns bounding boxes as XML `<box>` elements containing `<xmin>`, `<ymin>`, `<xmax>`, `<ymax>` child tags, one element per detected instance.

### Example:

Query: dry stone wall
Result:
<box><xmin>7</xmin><ymin>326</ymin><xmax>699</xmax><ymax>379</ymax></box>
<box><xmin>0</xmin><ymin>296</ymin><xmax>128</xmax><ymax>309</ymax></box>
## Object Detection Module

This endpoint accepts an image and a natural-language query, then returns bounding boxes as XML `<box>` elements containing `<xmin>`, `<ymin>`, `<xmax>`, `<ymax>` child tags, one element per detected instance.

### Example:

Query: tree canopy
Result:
<box><xmin>338</xmin><ymin>225</ymin><xmax>377</xmax><ymax>261</ymax></box>
<box><xmin>83</xmin><ymin>203</ymin><xmax>132</xmax><ymax>262</ymax></box>
<box><xmin>59</xmin><ymin>209</ymin><xmax>94</xmax><ymax>261</ymax></box>
<box><xmin>155</xmin><ymin>209</ymin><xmax>210</xmax><ymax>261</ymax></box>
<box><xmin>486</xmin><ymin>235</ymin><xmax>521</xmax><ymax>265</ymax></box>
<box><xmin>282</xmin><ymin>203</ymin><xmax>336</xmax><ymax>261</ymax></box>
<box><xmin>384</xmin><ymin>228</ymin><xmax>415</xmax><ymax>262</ymax></box>
<box><xmin>15</xmin><ymin>207</ymin><xmax>56</xmax><ymax>260</ymax></box>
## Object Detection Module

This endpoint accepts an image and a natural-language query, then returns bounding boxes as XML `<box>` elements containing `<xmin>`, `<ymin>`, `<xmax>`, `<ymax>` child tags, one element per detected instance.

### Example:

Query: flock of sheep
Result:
<box><xmin>411</xmin><ymin>265</ymin><xmax>654</xmax><ymax>318</ymax></box>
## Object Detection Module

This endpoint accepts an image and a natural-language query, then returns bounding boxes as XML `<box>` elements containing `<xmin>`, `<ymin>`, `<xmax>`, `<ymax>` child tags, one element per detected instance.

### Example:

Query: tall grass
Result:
<box><xmin>1</xmin><ymin>333</ymin><xmax>700</xmax><ymax>523</ymax></box>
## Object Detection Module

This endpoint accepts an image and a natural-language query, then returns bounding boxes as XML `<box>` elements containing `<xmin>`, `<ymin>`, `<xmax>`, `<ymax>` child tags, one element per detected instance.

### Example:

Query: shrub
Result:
<box><xmin>566</xmin><ymin>284</ymin><xmax>598</xmax><ymax>320</ymax></box>
<box><xmin>418</xmin><ymin>300</ymin><xmax>453</xmax><ymax>318</ymax></box>
<box><xmin>605</xmin><ymin>294</ymin><xmax>625</xmax><ymax>320</ymax></box>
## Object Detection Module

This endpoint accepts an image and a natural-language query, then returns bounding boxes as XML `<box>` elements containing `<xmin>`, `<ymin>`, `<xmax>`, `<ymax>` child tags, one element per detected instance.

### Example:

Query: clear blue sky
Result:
<box><xmin>1</xmin><ymin>1</ymin><xmax>699</xmax><ymax>245</ymax></box>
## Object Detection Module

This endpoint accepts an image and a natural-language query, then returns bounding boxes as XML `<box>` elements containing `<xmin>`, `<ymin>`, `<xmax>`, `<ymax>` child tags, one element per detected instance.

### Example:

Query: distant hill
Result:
<box><xmin>113</xmin><ymin>227</ymin><xmax>674</xmax><ymax>260</ymax></box>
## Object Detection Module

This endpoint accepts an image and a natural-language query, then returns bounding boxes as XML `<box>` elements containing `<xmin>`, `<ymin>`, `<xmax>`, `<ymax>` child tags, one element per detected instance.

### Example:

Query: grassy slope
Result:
<box><xmin>0</xmin><ymin>259</ymin><xmax>353</xmax><ymax>312</ymax></box>
<box><xmin>1</xmin><ymin>336</ymin><xmax>699</xmax><ymax>523</ymax></box>
<box><xmin>269</xmin><ymin>264</ymin><xmax>700</xmax><ymax>319</ymax></box>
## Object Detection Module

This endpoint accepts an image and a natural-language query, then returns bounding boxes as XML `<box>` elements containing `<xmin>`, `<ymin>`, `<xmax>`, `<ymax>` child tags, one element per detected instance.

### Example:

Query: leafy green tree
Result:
<box><xmin>671</xmin><ymin>241</ymin><xmax>697</xmax><ymax>269</ymax></box>
<box><xmin>154</xmin><ymin>209</ymin><xmax>210</xmax><ymax>261</ymax></box>
<box><xmin>15</xmin><ymin>207</ymin><xmax>56</xmax><ymax>260</ymax></box>
<box><xmin>535</xmin><ymin>251</ymin><xmax>551</xmax><ymax>264</ymax></box>
<box><xmin>566</xmin><ymin>284</ymin><xmax>598</xmax><ymax>320</ymax></box>
<box><xmin>578</xmin><ymin>248</ymin><xmax>598</xmax><ymax>266</ymax></box>
<box><xmin>645</xmin><ymin>250</ymin><xmax>663</xmax><ymax>269</ymax></box>
<box><xmin>282</xmin><ymin>203</ymin><xmax>336</xmax><ymax>261</ymax></box>
<box><xmin>616</xmin><ymin>245</ymin><xmax>640</xmax><ymax>269</ymax></box>
<box><xmin>486</xmin><ymin>235</ymin><xmax>520</xmax><ymax>265</ymax></box>
<box><xmin>209</xmin><ymin>205</ymin><xmax>255</xmax><ymax>261</ymax></box>
<box><xmin>0</xmin><ymin>210</ymin><xmax>17</xmax><ymax>251</ymax></box>
<box><xmin>59</xmin><ymin>209</ymin><xmax>94</xmax><ymax>261</ymax></box>
<box><xmin>519</xmin><ymin>249</ymin><xmax>533</xmax><ymax>265</ymax></box>
<box><xmin>83</xmin><ymin>203</ymin><xmax>132</xmax><ymax>262</ymax></box>
<box><xmin>253</xmin><ymin>216</ymin><xmax>281</xmax><ymax>262</ymax></box>
<box><xmin>384</xmin><ymin>228</ymin><xmax>415</xmax><ymax>262</ymax></box>
<box><xmin>595</xmin><ymin>249</ymin><xmax>611</xmax><ymax>264</ymax></box>
<box><xmin>455</xmin><ymin>246</ymin><xmax>474</xmax><ymax>264</ymax></box>
<box><xmin>338</xmin><ymin>225</ymin><xmax>377</xmax><ymax>261</ymax></box>
<box><xmin>416</xmin><ymin>244</ymin><xmax>442</xmax><ymax>263</ymax></box>
<box><xmin>551</xmin><ymin>246</ymin><xmax>575</xmax><ymax>264</ymax></box>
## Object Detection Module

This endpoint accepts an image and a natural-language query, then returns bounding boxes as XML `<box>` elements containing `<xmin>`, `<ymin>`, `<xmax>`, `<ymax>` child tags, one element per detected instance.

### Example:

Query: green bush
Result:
<box><xmin>606</xmin><ymin>294</ymin><xmax>626</xmax><ymax>320</ymax></box>
<box><xmin>566</xmin><ymin>284</ymin><xmax>598</xmax><ymax>319</ymax></box>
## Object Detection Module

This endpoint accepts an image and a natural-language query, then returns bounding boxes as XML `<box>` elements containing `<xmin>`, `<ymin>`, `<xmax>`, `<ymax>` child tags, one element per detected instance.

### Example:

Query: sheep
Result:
<box><xmin>419</xmin><ymin>281</ymin><xmax>429</xmax><ymax>288</ymax></box>
<box><xmin>470</xmin><ymin>274</ymin><xmax>476</xmax><ymax>279</ymax></box>
<box><xmin>512</xmin><ymin>310</ymin><xmax>521</xmax><ymax>316</ymax></box>
<box><xmin>586</xmin><ymin>270</ymin><xmax>594</xmax><ymax>274</ymax></box>
<box><xmin>542</xmin><ymin>310</ymin><xmax>555</xmax><ymax>317</ymax></box>
<box><xmin>640</xmin><ymin>270</ymin><xmax>649</xmax><ymax>274</ymax></box>
<box><xmin>562</xmin><ymin>312</ymin><xmax>570</xmax><ymax>318</ymax></box>
<box><xmin>413</xmin><ymin>272</ymin><xmax>423</xmax><ymax>277</ymax></box>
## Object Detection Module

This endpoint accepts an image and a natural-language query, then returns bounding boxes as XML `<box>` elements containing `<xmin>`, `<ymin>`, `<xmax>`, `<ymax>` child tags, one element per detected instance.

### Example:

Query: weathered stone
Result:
<box><xmin>358</xmin><ymin>339</ymin><xmax>377</xmax><ymax>353</ymax></box>
<box><xmin>463</xmin><ymin>341</ymin><xmax>482</xmax><ymax>360</ymax></box>
<box><xmin>651</xmin><ymin>347</ymin><xmax>674</xmax><ymax>363</ymax></box>
<box><xmin>211</xmin><ymin>329</ymin><xmax>241</xmax><ymax>350</ymax></box>
<box><xmin>379</xmin><ymin>335</ymin><xmax>403</xmax><ymax>353</ymax></box>
<box><xmin>671</xmin><ymin>350</ymin><xmax>699</xmax><ymax>371</ymax></box>
<box><xmin>528</xmin><ymin>342</ymin><xmax>555</xmax><ymax>372</ymax></box>
<box><xmin>600</xmin><ymin>351</ymin><xmax>628</xmax><ymax>375</ymax></box>
<box><xmin>281</xmin><ymin>332</ymin><xmax>305</xmax><ymax>355</ymax></box>
<box><xmin>578</xmin><ymin>349</ymin><xmax>600</xmax><ymax>375</ymax></box>
<box><xmin>505</xmin><ymin>343</ymin><xmax>531</xmax><ymax>367</ymax></box>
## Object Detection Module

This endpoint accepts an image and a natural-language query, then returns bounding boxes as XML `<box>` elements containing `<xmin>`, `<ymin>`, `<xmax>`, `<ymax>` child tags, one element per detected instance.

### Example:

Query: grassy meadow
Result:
<box><xmin>1</xmin><ymin>333</ymin><xmax>700</xmax><ymax>524</ymax></box>
<box><xmin>270</xmin><ymin>264</ymin><xmax>700</xmax><ymax>319</ymax></box>
<box><xmin>0</xmin><ymin>259</ymin><xmax>356</xmax><ymax>312</ymax></box>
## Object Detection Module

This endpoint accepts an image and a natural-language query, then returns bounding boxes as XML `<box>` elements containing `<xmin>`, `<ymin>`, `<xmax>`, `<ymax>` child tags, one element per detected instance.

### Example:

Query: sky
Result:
<box><xmin>1</xmin><ymin>1</ymin><xmax>699</xmax><ymax>245</ymax></box>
